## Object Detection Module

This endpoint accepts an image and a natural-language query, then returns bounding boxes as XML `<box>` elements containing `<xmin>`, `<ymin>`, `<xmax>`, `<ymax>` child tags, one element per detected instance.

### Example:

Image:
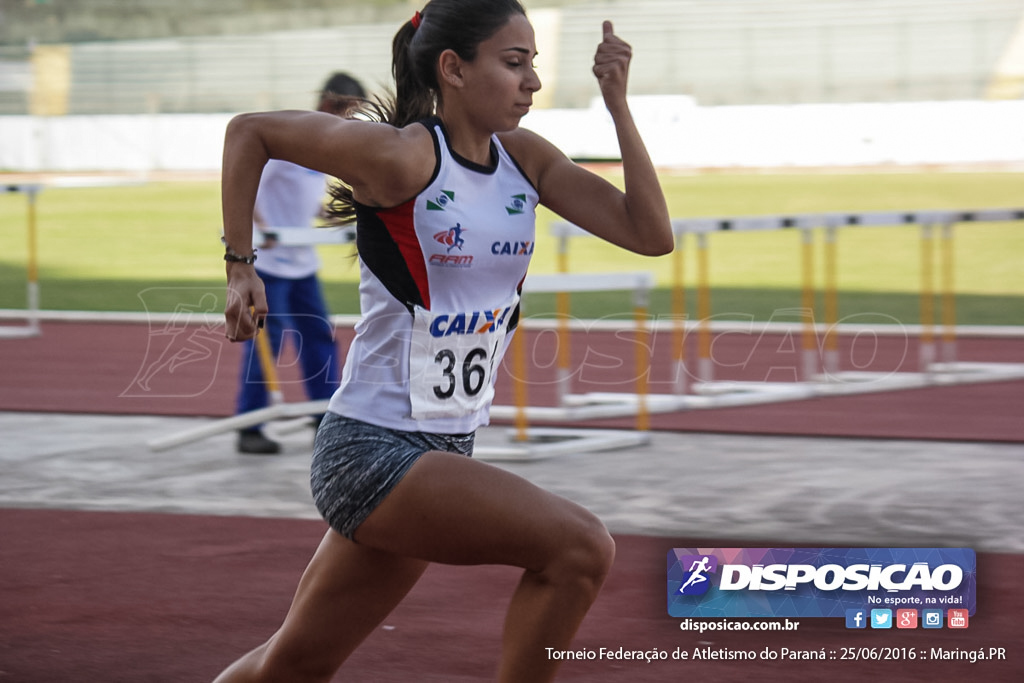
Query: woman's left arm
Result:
<box><xmin>516</xmin><ymin>21</ymin><xmax>673</xmax><ymax>256</ymax></box>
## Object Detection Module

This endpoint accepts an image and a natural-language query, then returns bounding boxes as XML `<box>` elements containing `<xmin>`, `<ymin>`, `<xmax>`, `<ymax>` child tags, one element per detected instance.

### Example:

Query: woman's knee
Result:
<box><xmin>580</xmin><ymin>515</ymin><xmax>617</xmax><ymax>579</ymax></box>
<box><xmin>548</xmin><ymin>510</ymin><xmax>616</xmax><ymax>588</ymax></box>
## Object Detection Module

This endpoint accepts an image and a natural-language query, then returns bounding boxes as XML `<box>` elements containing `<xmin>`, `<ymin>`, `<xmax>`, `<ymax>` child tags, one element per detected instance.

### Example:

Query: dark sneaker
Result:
<box><xmin>237</xmin><ymin>430</ymin><xmax>280</xmax><ymax>455</ymax></box>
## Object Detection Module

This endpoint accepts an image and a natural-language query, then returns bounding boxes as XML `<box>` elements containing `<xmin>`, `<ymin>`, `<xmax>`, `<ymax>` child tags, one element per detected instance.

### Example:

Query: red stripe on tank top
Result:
<box><xmin>377</xmin><ymin>199</ymin><xmax>431</xmax><ymax>311</ymax></box>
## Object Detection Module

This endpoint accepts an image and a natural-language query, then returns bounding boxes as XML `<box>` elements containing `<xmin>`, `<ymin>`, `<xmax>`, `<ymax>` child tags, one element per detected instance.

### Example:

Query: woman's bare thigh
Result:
<box><xmin>353</xmin><ymin>450</ymin><xmax>607</xmax><ymax>569</ymax></box>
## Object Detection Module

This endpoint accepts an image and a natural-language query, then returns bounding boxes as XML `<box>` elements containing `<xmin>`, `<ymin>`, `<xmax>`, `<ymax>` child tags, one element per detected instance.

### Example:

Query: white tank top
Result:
<box><xmin>328</xmin><ymin>118</ymin><xmax>539</xmax><ymax>433</ymax></box>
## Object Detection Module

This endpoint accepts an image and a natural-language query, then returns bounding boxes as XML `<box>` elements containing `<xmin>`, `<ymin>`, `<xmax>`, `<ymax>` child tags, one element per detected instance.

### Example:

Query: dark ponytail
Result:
<box><xmin>391</xmin><ymin>19</ymin><xmax>436</xmax><ymax>128</ymax></box>
<box><xmin>326</xmin><ymin>0</ymin><xmax>527</xmax><ymax>222</ymax></box>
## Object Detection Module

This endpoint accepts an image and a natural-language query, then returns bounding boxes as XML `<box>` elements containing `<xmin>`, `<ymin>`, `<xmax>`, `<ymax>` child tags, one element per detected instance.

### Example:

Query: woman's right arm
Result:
<box><xmin>221</xmin><ymin>111</ymin><xmax>432</xmax><ymax>340</ymax></box>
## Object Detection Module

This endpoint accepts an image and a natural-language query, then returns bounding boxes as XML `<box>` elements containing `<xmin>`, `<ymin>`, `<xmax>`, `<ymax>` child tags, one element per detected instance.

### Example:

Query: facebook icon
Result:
<box><xmin>846</xmin><ymin>609</ymin><xmax>867</xmax><ymax>629</ymax></box>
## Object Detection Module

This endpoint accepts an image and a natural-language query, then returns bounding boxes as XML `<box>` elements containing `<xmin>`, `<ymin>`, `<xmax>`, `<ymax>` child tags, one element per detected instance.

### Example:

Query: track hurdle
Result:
<box><xmin>253</xmin><ymin>225</ymin><xmax>355</xmax><ymax>247</ymax></box>
<box><xmin>802</xmin><ymin>209</ymin><xmax>1022</xmax><ymax>383</ymax></box>
<box><xmin>1</xmin><ymin>184</ymin><xmax>42</xmax><ymax>339</ymax></box>
<box><xmin>148</xmin><ymin>227</ymin><xmax>354</xmax><ymax>452</ymax></box>
<box><xmin>547</xmin><ymin>223</ymin><xmax>652</xmax><ymax>406</ymax></box>
<box><xmin>481</xmin><ymin>271</ymin><xmax>656</xmax><ymax>461</ymax></box>
<box><xmin>2</xmin><ymin>176</ymin><xmax>149</xmax><ymax>339</ymax></box>
<box><xmin>549</xmin><ymin>206</ymin><xmax>1024</xmax><ymax>407</ymax></box>
<box><xmin>669</xmin><ymin>213</ymin><xmax>824</xmax><ymax>392</ymax></box>
<box><xmin>483</xmin><ymin>271</ymin><xmax>656</xmax><ymax>460</ymax></box>
<box><xmin>673</xmin><ymin>209</ymin><xmax>1024</xmax><ymax>392</ymax></box>
<box><xmin>511</xmin><ymin>270</ymin><xmax>656</xmax><ymax>426</ymax></box>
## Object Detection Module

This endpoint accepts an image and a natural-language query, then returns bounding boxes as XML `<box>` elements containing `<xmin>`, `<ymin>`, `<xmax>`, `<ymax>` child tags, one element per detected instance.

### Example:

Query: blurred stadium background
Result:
<box><xmin>2</xmin><ymin>0</ymin><xmax>1023</xmax><ymax>171</ymax></box>
<box><xmin>3</xmin><ymin>7</ymin><xmax>1023</xmax><ymax>683</ymax></box>
<box><xmin>4</xmin><ymin>0</ymin><xmax>1023</xmax><ymax>112</ymax></box>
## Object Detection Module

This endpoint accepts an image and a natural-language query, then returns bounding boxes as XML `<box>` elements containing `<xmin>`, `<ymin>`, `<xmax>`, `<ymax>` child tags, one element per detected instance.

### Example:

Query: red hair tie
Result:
<box><xmin>411</xmin><ymin>11</ymin><xmax>422</xmax><ymax>29</ymax></box>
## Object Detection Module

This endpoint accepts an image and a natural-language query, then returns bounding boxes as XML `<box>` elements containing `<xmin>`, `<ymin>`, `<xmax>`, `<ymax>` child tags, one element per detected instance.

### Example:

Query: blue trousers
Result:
<box><xmin>236</xmin><ymin>273</ymin><xmax>340</xmax><ymax>418</ymax></box>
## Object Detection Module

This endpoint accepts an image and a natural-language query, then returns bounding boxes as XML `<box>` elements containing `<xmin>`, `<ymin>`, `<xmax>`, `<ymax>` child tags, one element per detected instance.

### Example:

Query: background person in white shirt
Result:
<box><xmin>234</xmin><ymin>73</ymin><xmax>366</xmax><ymax>454</ymax></box>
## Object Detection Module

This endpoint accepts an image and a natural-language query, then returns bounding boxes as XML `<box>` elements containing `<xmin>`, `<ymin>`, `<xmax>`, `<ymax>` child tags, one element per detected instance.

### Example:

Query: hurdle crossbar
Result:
<box><xmin>147</xmin><ymin>399</ymin><xmax>329</xmax><ymax>452</ymax></box>
<box><xmin>253</xmin><ymin>226</ymin><xmax>355</xmax><ymax>247</ymax></box>
<box><xmin>663</xmin><ymin>208</ymin><xmax>1024</xmax><ymax>234</ymax></box>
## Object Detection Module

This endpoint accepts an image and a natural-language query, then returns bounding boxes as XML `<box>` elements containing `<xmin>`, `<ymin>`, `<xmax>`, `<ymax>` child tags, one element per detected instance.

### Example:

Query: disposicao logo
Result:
<box><xmin>667</xmin><ymin>548</ymin><xmax>976</xmax><ymax>619</ymax></box>
<box><xmin>676</xmin><ymin>555</ymin><xmax>717</xmax><ymax>596</ymax></box>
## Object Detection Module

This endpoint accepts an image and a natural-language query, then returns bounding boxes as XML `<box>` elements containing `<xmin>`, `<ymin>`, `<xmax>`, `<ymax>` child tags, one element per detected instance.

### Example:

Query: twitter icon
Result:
<box><xmin>870</xmin><ymin>609</ymin><xmax>893</xmax><ymax>629</ymax></box>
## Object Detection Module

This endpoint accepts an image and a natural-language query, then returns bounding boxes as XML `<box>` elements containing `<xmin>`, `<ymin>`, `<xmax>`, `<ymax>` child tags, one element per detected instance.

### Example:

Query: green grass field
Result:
<box><xmin>1</xmin><ymin>171</ymin><xmax>1022</xmax><ymax>324</ymax></box>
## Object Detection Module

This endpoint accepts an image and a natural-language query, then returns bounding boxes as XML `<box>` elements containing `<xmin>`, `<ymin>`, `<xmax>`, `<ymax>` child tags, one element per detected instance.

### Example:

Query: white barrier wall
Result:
<box><xmin>522</xmin><ymin>97</ymin><xmax>1024</xmax><ymax>168</ymax></box>
<box><xmin>0</xmin><ymin>114</ymin><xmax>234</xmax><ymax>172</ymax></box>
<box><xmin>1</xmin><ymin>99</ymin><xmax>1022</xmax><ymax>172</ymax></box>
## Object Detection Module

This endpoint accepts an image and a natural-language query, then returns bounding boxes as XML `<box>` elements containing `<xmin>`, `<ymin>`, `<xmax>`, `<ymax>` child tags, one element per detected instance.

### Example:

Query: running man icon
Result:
<box><xmin>434</xmin><ymin>223</ymin><xmax>466</xmax><ymax>252</ymax></box>
<box><xmin>678</xmin><ymin>556</ymin><xmax>714</xmax><ymax>595</ymax></box>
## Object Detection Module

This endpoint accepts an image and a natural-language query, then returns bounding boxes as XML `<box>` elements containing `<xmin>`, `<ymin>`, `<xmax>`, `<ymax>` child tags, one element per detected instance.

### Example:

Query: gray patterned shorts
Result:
<box><xmin>310</xmin><ymin>412</ymin><xmax>475</xmax><ymax>540</ymax></box>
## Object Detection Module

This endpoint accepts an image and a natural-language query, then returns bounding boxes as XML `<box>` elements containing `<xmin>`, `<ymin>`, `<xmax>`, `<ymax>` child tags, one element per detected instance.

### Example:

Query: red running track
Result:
<box><xmin>1</xmin><ymin>508</ymin><xmax>1021</xmax><ymax>683</ymax></box>
<box><xmin>1</xmin><ymin>321</ymin><xmax>1022</xmax><ymax>682</ymax></box>
<box><xmin>1</xmin><ymin>320</ymin><xmax>1021</xmax><ymax>441</ymax></box>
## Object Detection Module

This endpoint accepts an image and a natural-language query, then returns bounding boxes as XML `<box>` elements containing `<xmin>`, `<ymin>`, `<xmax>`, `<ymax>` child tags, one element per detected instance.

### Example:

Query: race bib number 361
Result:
<box><xmin>409</xmin><ymin>299</ymin><xmax>517</xmax><ymax>420</ymax></box>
